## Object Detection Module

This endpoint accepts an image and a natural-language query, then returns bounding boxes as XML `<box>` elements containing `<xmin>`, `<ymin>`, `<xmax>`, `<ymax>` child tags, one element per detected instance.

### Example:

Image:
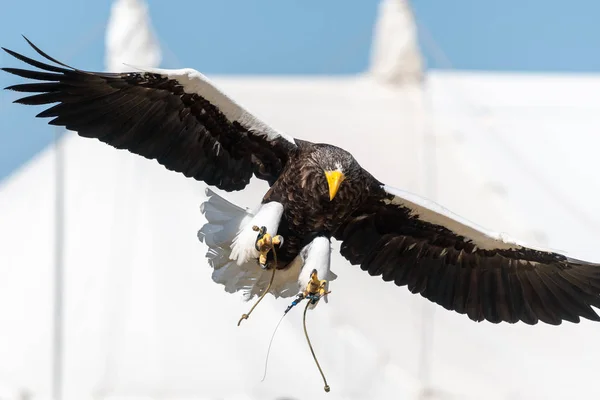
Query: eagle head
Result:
<box><xmin>311</xmin><ymin>144</ymin><xmax>360</xmax><ymax>201</ymax></box>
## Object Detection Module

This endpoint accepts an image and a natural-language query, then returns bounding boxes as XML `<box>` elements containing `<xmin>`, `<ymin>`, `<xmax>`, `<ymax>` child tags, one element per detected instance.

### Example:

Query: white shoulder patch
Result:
<box><xmin>382</xmin><ymin>184</ymin><xmax>532</xmax><ymax>251</ymax></box>
<box><xmin>123</xmin><ymin>65</ymin><xmax>296</xmax><ymax>146</ymax></box>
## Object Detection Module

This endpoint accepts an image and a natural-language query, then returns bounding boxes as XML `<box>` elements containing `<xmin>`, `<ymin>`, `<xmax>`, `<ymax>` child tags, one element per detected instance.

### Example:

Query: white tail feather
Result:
<box><xmin>197</xmin><ymin>188</ymin><xmax>302</xmax><ymax>300</ymax></box>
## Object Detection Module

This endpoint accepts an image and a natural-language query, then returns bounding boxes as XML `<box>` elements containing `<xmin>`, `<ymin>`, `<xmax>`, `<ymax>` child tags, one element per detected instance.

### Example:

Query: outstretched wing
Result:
<box><xmin>2</xmin><ymin>37</ymin><xmax>298</xmax><ymax>191</ymax></box>
<box><xmin>335</xmin><ymin>183</ymin><xmax>600</xmax><ymax>325</ymax></box>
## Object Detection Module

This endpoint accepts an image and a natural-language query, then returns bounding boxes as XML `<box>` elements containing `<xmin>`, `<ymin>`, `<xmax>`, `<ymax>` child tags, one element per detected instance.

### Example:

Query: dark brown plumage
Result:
<box><xmin>4</xmin><ymin>37</ymin><xmax>600</xmax><ymax>326</ymax></box>
<box><xmin>262</xmin><ymin>142</ymin><xmax>376</xmax><ymax>264</ymax></box>
<box><xmin>334</xmin><ymin>186</ymin><xmax>600</xmax><ymax>325</ymax></box>
<box><xmin>2</xmin><ymin>37</ymin><xmax>294</xmax><ymax>191</ymax></box>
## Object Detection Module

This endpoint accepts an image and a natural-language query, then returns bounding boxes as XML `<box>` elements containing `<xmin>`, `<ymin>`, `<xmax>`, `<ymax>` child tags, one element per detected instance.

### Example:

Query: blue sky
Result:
<box><xmin>1</xmin><ymin>0</ymin><xmax>600</xmax><ymax>181</ymax></box>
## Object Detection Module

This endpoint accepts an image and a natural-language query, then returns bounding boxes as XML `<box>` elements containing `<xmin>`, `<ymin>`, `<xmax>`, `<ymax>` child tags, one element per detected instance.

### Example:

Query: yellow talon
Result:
<box><xmin>238</xmin><ymin>226</ymin><xmax>282</xmax><ymax>326</ymax></box>
<box><xmin>303</xmin><ymin>269</ymin><xmax>331</xmax><ymax>302</ymax></box>
<box><xmin>253</xmin><ymin>225</ymin><xmax>283</xmax><ymax>268</ymax></box>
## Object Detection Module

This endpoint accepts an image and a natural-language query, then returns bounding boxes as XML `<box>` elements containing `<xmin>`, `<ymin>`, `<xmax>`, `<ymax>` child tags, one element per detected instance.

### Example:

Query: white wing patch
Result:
<box><xmin>123</xmin><ymin>65</ymin><xmax>296</xmax><ymax>146</ymax></box>
<box><xmin>382</xmin><ymin>184</ymin><xmax>533</xmax><ymax>251</ymax></box>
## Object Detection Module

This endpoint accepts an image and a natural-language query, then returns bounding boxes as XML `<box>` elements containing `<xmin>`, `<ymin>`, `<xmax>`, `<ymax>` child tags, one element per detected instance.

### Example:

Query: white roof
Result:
<box><xmin>2</xmin><ymin>1</ymin><xmax>600</xmax><ymax>400</ymax></box>
<box><xmin>427</xmin><ymin>70</ymin><xmax>600</xmax><ymax>262</ymax></box>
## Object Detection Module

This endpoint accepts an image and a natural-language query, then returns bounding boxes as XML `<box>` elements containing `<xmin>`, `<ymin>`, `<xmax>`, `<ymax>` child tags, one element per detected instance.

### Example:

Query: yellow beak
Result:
<box><xmin>324</xmin><ymin>170</ymin><xmax>345</xmax><ymax>201</ymax></box>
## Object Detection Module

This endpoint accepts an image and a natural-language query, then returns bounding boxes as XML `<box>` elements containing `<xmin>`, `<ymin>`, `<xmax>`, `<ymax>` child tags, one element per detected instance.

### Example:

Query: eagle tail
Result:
<box><xmin>197</xmin><ymin>188</ymin><xmax>299</xmax><ymax>300</ymax></box>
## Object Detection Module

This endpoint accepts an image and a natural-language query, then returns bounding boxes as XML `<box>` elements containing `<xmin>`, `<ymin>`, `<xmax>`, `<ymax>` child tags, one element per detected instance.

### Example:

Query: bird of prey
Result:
<box><xmin>3</xmin><ymin>37</ymin><xmax>600</xmax><ymax>326</ymax></box>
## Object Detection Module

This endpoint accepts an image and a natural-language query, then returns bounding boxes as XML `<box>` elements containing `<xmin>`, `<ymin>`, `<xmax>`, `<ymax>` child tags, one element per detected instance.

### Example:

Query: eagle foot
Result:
<box><xmin>283</xmin><ymin>278</ymin><xmax>331</xmax><ymax>315</ymax></box>
<box><xmin>253</xmin><ymin>225</ymin><xmax>283</xmax><ymax>269</ymax></box>
<box><xmin>237</xmin><ymin>226</ymin><xmax>283</xmax><ymax>327</ymax></box>
<box><xmin>302</xmin><ymin>269</ymin><xmax>331</xmax><ymax>304</ymax></box>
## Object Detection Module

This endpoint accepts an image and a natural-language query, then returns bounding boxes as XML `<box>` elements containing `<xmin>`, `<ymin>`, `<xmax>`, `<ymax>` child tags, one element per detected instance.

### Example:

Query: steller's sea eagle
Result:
<box><xmin>4</xmin><ymin>37</ymin><xmax>600</xmax><ymax>326</ymax></box>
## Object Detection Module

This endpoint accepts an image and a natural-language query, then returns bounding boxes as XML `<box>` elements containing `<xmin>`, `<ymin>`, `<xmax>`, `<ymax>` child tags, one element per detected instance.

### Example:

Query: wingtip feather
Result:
<box><xmin>1</xmin><ymin>41</ymin><xmax>72</xmax><ymax>74</ymax></box>
<box><xmin>22</xmin><ymin>36</ymin><xmax>73</xmax><ymax>69</ymax></box>
<box><xmin>4</xmin><ymin>84</ymin><xmax>22</xmax><ymax>92</ymax></box>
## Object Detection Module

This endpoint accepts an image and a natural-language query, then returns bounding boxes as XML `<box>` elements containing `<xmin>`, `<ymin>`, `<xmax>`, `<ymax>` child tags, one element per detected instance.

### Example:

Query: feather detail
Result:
<box><xmin>198</xmin><ymin>188</ymin><xmax>307</xmax><ymax>300</ymax></box>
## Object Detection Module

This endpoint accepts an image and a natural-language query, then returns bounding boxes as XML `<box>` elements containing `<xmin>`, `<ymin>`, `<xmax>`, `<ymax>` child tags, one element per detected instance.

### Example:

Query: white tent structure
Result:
<box><xmin>1</xmin><ymin>0</ymin><xmax>600</xmax><ymax>399</ymax></box>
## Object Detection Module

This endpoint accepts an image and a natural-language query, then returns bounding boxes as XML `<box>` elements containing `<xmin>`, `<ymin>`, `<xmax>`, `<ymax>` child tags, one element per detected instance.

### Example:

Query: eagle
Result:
<box><xmin>4</xmin><ymin>37</ymin><xmax>600</xmax><ymax>326</ymax></box>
